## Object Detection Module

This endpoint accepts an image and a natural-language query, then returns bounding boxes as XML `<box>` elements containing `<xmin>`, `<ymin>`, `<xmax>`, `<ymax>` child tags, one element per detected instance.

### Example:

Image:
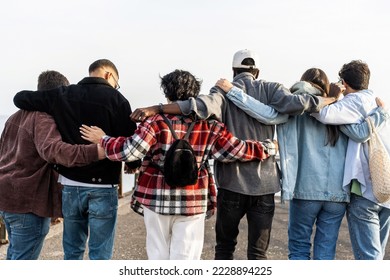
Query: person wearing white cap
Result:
<box><xmin>216</xmin><ymin>68</ymin><xmax>388</xmax><ymax>260</ymax></box>
<box><xmin>131</xmin><ymin>49</ymin><xmax>339</xmax><ymax>260</ymax></box>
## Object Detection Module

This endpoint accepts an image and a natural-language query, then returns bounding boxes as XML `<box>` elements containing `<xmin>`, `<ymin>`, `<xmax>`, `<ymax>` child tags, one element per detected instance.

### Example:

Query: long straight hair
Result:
<box><xmin>300</xmin><ymin>68</ymin><xmax>340</xmax><ymax>146</ymax></box>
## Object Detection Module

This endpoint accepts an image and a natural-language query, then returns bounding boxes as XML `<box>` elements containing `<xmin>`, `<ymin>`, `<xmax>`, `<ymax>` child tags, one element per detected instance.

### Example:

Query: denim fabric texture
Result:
<box><xmin>61</xmin><ymin>186</ymin><xmax>118</xmax><ymax>260</ymax></box>
<box><xmin>215</xmin><ymin>189</ymin><xmax>275</xmax><ymax>260</ymax></box>
<box><xmin>347</xmin><ymin>194</ymin><xmax>390</xmax><ymax>259</ymax></box>
<box><xmin>287</xmin><ymin>199</ymin><xmax>347</xmax><ymax>260</ymax></box>
<box><xmin>0</xmin><ymin>211</ymin><xmax>50</xmax><ymax>260</ymax></box>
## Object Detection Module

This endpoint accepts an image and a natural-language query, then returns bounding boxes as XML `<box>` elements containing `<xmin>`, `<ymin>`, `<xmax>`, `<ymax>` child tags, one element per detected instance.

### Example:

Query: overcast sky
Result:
<box><xmin>1</xmin><ymin>0</ymin><xmax>389</xmax><ymax>116</ymax></box>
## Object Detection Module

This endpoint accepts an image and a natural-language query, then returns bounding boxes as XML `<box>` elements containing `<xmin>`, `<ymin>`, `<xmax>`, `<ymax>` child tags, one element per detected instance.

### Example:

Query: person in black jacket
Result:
<box><xmin>13</xmin><ymin>59</ymin><xmax>140</xmax><ymax>260</ymax></box>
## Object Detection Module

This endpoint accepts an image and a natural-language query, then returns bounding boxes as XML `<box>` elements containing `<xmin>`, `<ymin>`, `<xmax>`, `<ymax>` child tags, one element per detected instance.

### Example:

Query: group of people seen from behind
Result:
<box><xmin>0</xmin><ymin>49</ymin><xmax>389</xmax><ymax>261</ymax></box>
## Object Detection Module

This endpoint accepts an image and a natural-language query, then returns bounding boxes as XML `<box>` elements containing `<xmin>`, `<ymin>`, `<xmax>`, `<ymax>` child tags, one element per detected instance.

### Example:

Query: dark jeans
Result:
<box><xmin>215</xmin><ymin>189</ymin><xmax>275</xmax><ymax>260</ymax></box>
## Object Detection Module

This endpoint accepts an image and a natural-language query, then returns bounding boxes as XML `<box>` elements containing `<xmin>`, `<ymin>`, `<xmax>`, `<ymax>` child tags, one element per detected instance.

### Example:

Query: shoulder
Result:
<box><xmin>34</xmin><ymin>111</ymin><xmax>55</xmax><ymax>120</ymax></box>
<box><xmin>10</xmin><ymin>110</ymin><xmax>52</xmax><ymax>122</ymax></box>
<box><xmin>290</xmin><ymin>81</ymin><xmax>321</xmax><ymax>96</ymax></box>
<box><xmin>342</xmin><ymin>90</ymin><xmax>370</xmax><ymax>105</ymax></box>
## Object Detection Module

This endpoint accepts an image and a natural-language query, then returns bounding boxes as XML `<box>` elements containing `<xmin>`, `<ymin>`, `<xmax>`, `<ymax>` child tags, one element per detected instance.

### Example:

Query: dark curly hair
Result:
<box><xmin>160</xmin><ymin>70</ymin><xmax>202</xmax><ymax>101</ymax></box>
<box><xmin>339</xmin><ymin>60</ymin><xmax>370</xmax><ymax>90</ymax></box>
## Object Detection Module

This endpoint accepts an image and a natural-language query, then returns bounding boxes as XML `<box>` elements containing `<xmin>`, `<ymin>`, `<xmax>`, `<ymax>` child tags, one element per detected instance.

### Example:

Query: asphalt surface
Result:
<box><xmin>1</xmin><ymin>194</ymin><xmax>389</xmax><ymax>260</ymax></box>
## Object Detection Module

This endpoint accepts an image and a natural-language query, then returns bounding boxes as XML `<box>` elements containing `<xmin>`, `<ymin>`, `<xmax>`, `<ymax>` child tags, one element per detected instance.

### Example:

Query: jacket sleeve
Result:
<box><xmin>267</xmin><ymin>82</ymin><xmax>323</xmax><ymax>115</ymax></box>
<box><xmin>311</xmin><ymin>94</ymin><xmax>364</xmax><ymax>125</ymax></box>
<box><xmin>339</xmin><ymin>107</ymin><xmax>389</xmax><ymax>143</ymax></box>
<box><xmin>34</xmin><ymin>113</ymin><xmax>99</xmax><ymax>167</ymax></box>
<box><xmin>211</xmin><ymin>125</ymin><xmax>270</xmax><ymax>162</ymax></box>
<box><xmin>100</xmin><ymin>120</ymin><xmax>156</xmax><ymax>163</ymax></box>
<box><xmin>13</xmin><ymin>88</ymin><xmax>64</xmax><ymax>114</ymax></box>
<box><xmin>176</xmin><ymin>87</ymin><xmax>227</xmax><ymax>122</ymax></box>
<box><xmin>113</xmin><ymin>98</ymin><xmax>141</xmax><ymax>169</ymax></box>
<box><xmin>226</xmin><ymin>86</ymin><xmax>289</xmax><ymax>125</ymax></box>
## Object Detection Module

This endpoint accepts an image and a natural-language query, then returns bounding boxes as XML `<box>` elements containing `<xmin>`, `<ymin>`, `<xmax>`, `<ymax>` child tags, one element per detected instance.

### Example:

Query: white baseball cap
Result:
<box><xmin>232</xmin><ymin>49</ymin><xmax>259</xmax><ymax>69</ymax></box>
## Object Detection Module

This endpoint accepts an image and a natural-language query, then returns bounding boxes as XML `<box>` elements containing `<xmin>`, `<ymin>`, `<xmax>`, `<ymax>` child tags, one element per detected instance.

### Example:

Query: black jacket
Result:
<box><xmin>13</xmin><ymin>77</ymin><xmax>140</xmax><ymax>184</ymax></box>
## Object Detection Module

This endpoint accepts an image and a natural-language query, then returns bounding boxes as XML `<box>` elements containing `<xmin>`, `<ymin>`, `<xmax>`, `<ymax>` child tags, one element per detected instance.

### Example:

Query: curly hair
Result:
<box><xmin>160</xmin><ymin>70</ymin><xmax>202</xmax><ymax>101</ymax></box>
<box><xmin>339</xmin><ymin>60</ymin><xmax>370</xmax><ymax>90</ymax></box>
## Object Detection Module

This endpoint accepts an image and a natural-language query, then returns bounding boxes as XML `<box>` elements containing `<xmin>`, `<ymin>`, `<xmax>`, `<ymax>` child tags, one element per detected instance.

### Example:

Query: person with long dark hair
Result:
<box><xmin>216</xmin><ymin>66</ymin><xmax>388</xmax><ymax>259</ymax></box>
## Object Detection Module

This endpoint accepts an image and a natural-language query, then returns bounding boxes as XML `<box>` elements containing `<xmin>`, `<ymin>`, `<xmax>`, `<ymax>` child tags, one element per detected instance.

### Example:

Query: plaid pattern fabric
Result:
<box><xmin>100</xmin><ymin>114</ymin><xmax>269</xmax><ymax>216</ymax></box>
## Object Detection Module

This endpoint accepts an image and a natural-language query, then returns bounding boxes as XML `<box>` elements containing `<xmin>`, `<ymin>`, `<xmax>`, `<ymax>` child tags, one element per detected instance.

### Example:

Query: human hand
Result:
<box><xmin>263</xmin><ymin>139</ymin><xmax>278</xmax><ymax>156</ymax></box>
<box><xmin>376</xmin><ymin>97</ymin><xmax>386</xmax><ymax>108</ymax></box>
<box><xmin>328</xmin><ymin>83</ymin><xmax>345</xmax><ymax>99</ymax></box>
<box><xmin>216</xmin><ymin>79</ymin><xmax>234</xmax><ymax>93</ymax></box>
<box><xmin>80</xmin><ymin>125</ymin><xmax>106</xmax><ymax>144</ymax></box>
<box><xmin>130</xmin><ymin>106</ymin><xmax>159</xmax><ymax>122</ymax></box>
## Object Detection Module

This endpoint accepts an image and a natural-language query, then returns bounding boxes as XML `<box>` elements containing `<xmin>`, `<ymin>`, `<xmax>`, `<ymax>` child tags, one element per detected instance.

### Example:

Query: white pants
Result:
<box><xmin>143</xmin><ymin>207</ymin><xmax>206</xmax><ymax>260</ymax></box>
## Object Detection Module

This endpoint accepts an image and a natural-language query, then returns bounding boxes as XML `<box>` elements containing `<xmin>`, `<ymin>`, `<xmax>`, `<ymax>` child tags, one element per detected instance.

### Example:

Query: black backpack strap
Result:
<box><xmin>161</xmin><ymin>114</ymin><xmax>179</xmax><ymax>140</ymax></box>
<box><xmin>161</xmin><ymin>113</ymin><xmax>195</xmax><ymax>141</ymax></box>
<box><xmin>184</xmin><ymin>122</ymin><xmax>196</xmax><ymax>141</ymax></box>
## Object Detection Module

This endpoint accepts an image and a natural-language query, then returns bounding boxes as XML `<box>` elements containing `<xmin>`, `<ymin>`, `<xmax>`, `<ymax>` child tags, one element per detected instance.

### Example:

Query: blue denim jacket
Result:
<box><xmin>226</xmin><ymin>82</ymin><xmax>388</xmax><ymax>202</ymax></box>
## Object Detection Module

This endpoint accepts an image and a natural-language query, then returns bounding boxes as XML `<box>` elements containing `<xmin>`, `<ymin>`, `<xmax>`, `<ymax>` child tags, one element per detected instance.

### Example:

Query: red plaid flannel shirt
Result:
<box><xmin>100</xmin><ymin>114</ymin><xmax>270</xmax><ymax>216</ymax></box>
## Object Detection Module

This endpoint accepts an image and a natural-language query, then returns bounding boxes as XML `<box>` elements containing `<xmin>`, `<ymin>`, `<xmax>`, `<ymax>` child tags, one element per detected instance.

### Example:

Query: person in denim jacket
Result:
<box><xmin>130</xmin><ymin>50</ymin><xmax>340</xmax><ymax>260</ymax></box>
<box><xmin>312</xmin><ymin>60</ymin><xmax>390</xmax><ymax>260</ymax></box>
<box><xmin>216</xmin><ymin>67</ymin><xmax>388</xmax><ymax>259</ymax></box>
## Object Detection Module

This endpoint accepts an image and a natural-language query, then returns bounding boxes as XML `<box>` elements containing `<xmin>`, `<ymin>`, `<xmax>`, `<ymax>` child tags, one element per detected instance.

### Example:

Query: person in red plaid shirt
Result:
<box><xmin>80</xmin><ymin>69</ymin><xmax>277</xmax><ymax>260</ymax></box>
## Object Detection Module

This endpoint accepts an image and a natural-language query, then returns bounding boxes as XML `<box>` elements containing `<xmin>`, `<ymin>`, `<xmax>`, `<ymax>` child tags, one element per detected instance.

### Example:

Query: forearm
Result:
<box><xmin>43</xmin><ymin>143</ymin><xmax>99</xmax><ymax>167</ymax></box>
<box><xmin>14</xmin><ymin>89</ymin><xmax>56</xmax><ymax>113</ymax></box>
<box><xmin>100</xmin><ymin>136</ymin><xmax>147</xmax><ymax>162</ymax></box>
<box><xmin>160</xmin><ymin>102</ymin><xmax>183</xmax><ymax>115</ymax></box>
<box><xmin>226</xmin><ymin>87</ymin><xmax>288</xmax><ymax>125</ymax></box>
<box><xmin>177</xmin><ymin>91</ymin><xmax>225</xmax><ymax>121</ymax></box>
<box><xmin>340</xmin><ymin>107</ymin><xmax>389</xmax><ymax>142</ymax></box>
<box><xmin>36</xmin><ymin>115</ymin><xmax>99</xmax><ymax>166</ymax></box>
<box><xmin>212</xmin><ymin>130</ymin><xmax>271</xmax><ymax>162</ymax></box>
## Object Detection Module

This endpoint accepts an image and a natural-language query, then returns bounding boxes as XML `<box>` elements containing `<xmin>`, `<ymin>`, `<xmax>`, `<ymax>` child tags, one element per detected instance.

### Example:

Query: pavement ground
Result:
<box><xmin>1</xmin><ymin>194</ymin><xmax>389</xmax><ymax>260</ymax></box>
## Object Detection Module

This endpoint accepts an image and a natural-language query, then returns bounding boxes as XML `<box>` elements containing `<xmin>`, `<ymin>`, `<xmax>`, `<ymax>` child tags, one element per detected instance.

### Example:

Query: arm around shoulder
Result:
<box><xmin>14</xmin><ymin>88</ymin><xmax>59</xmax><ymax>113</ymax></box>
<box><xmin>34</xmin><ymin>113</ymin><xmax>99</xmax><ymax>166</ymax></box>
<box><xmin>340</xmin><ymin>107</ymin><xmax>390</xmax><ymax>142</ymax></box>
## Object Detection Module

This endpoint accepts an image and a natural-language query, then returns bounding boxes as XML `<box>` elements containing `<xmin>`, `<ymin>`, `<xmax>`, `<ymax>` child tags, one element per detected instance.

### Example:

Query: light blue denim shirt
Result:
<box><xmin>312</xmin><ymin>89</ymin><xmax>390</xmax><ymax>208</ymax></box>
<box><xmin>226</xmin><ymin>83</ymin><xmax>389</xmax><ymax>203</ymax></box>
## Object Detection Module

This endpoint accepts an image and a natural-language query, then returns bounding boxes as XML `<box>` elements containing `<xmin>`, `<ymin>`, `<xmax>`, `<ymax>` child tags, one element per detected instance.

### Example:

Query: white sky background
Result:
<box><xmin>1</xmin><ymin>0</ymin><xmax>389</xmax><ymax>116</ymax></box>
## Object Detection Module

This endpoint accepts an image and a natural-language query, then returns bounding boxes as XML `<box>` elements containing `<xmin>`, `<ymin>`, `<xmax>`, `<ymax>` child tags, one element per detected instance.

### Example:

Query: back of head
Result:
<box><xmin>339</xmin><ymin>60</ymin><xmax>370</xmax><ymax>90</ymax></box>
<box><xmin>160</xmin><ymin>69</ymin><xmax>202</xmax><ymax>102</ymax></box>
<box><xmin>300</xmin><ymin>68</ymin><xmax>330</xmax><ymax>96</ymax></box>
<box><xmin>37</xmin><ymin>70</ymin><xmax>70</xmax><ymax>91</ymax></box>
<box><xmin>300</xmin><ymin>68</ymin><xmax>338</xmax><ymax>147</ymax></box>
<box><xmin>89</xmin><ymin>59</ymin><xmax>119</xmax><ymax>78</ymax></box>
<box><xmin>232</xmin><ymin>49</ymin><xmax>259</xmax><ymax>77</ymax></box>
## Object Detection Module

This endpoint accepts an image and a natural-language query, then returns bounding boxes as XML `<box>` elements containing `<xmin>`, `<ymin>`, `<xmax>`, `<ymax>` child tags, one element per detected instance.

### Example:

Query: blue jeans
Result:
<box><xmin>62</xmin><ymin>186</ymin><xmax>118</xmax><ymax>260</ymax></box>
<box><xmin>288</xmin><ymin>199</ymin><xmax>346</xmax><ymax>260</ymax></box>
<box><xmin>215</xmin><ymin>189</ymin><xmax>275</xmax><ymax>260</ymax></box>
<box><xmin>347</xmin><ymin>194</ymin><xmax>390</xmax><ymax>260</ymax></box>
<box><xmin>0</xmin><ymin>211</ymin><xmax>50</xmax><ymax>260</ymax></box>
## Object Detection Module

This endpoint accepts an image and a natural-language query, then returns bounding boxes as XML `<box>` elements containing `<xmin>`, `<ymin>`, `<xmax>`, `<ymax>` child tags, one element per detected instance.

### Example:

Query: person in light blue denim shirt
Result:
<box><xmin>312</xmin><ymin>60</ymin><xmax>390</xmax><ymax>260</ymax></box>
<box><xmin>216</xmin><ymin>67</ymin><xmax>389</xmax><ymax>260</ymax></box>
